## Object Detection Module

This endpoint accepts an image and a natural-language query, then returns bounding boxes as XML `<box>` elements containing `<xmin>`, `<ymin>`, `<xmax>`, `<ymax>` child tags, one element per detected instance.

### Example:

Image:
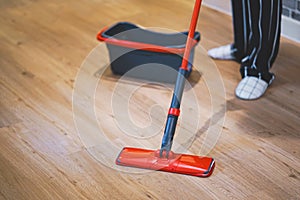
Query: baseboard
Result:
<box><xmin>202</xmin><ymin>0</ymin><xmax>231</xmax><ymax>15</ymax></box>
<box><xmin>281</xmin><ymin>16</ymin><xmax>300</xmax><ymax>43</ymax></box>
<box><xmin>203</xmin><ymin>0</ymin><xmax>300</xmax><ymax>43</ymax></box>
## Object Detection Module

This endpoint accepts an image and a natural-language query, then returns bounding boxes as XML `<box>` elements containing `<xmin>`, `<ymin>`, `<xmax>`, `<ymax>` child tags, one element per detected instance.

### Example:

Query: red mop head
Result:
<box><xmin>116</xmin><ymin>147</ymin><xmax>215</xmax><ymax>177</ymax></box>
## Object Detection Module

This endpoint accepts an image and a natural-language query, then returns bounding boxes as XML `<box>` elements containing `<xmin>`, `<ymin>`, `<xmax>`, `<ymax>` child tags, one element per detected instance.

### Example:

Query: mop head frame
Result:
<box><xmin>116</xmin><ymin>147</ymin><xmax>215</xmax><ymax>177</ymax></box>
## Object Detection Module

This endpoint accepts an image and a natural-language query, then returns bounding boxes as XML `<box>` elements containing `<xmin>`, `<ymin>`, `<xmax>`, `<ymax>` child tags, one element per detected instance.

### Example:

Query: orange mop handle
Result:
<box><xmin>180</xmin><ymin>0</ymin><xmax>202</xmax><ymax>71</ymax></box>
<box><xmin>160</xmin><ymin>0</ymin><xmax>202</xmax><ymax>155</ymax></box>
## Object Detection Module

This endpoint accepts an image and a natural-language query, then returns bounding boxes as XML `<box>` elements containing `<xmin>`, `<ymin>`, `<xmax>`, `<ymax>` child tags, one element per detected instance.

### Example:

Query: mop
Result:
<box><xmin>116</xmin><ymin>0</ymin><xmax>215</xmax><ymax>177</ymax></box>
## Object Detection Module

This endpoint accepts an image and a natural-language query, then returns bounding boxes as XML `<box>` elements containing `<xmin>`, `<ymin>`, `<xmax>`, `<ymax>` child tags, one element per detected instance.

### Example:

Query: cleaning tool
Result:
<box><xmin>116</xmin><ymin>0</ymin><xmax>215</xmax><ymax>177</ymax></box>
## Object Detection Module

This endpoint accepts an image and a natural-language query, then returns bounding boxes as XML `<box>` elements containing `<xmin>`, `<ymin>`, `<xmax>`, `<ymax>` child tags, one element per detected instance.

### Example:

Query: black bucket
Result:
<box><xmin>97</xmin><ymin>22</ymin><xmax>200</xmax><ymax>83</ymax></box>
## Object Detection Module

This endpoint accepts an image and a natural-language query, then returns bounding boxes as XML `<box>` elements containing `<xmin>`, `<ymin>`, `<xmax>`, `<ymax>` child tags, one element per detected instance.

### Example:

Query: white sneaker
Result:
<box><xmin>235</xmin><ymin>76</ymin><xmax>274</xmax><ymax>100</ymax></box>
<box><xmin>208</xmin><ymin>44</ymin><xmax>236</xmax><ymax>60</ymax></box>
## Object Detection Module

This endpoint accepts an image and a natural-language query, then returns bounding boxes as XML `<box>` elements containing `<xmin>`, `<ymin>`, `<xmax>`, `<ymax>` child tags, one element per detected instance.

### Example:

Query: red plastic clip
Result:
<box><xmin>168</xmin><ymin>108</ymin><xmax>180</xmax><ymax>116</ymax></box>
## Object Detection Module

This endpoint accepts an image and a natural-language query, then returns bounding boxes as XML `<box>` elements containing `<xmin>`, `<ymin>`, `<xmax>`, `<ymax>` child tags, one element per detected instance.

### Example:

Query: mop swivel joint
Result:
<box><xmin>159</xmin><ymin>148</ymin><xmax>172</xmax><ymax>158</ymax></box>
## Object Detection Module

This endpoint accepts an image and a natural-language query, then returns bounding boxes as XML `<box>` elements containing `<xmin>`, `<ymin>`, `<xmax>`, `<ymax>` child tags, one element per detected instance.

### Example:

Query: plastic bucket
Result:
<box><xmin>97</xmin><ymin>22</ymin><xmax>200</xmax><ymax>83</ymax></box>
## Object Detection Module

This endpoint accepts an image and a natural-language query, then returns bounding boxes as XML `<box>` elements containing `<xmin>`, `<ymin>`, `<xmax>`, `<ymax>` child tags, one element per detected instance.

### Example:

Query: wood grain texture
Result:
<box><xmin>0</xmin><ymin>0</ymin><xmax>299</xmax><ymax>199</ymax></box>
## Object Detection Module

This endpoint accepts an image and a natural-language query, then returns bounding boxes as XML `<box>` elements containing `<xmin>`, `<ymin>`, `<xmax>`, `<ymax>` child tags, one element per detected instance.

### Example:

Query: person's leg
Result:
<box><xmin>236</xmin><ymin>0</ymin><xmax>282</xmax><ymax>100</ymax></box>
<box><xmin>231</xmin><ymin>0</ymin><xmax>250</xmax><ymax>61</ymax></box>
<box><xmin>267</xmin><ymin>3</ymin><xmax>281</xmax><ymax>69</ymax></box>
<box><xmin>208</xmin><ymin>0</ymin><xmax>249</xmax><ymax>61</ymax></box>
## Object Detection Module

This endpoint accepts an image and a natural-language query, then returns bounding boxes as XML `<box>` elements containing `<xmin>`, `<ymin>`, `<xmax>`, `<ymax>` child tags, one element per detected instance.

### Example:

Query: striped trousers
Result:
<box><xmin>231</xmin><ymin>0</ymin><xmax>282</xmax><ymax>83</ymax></box>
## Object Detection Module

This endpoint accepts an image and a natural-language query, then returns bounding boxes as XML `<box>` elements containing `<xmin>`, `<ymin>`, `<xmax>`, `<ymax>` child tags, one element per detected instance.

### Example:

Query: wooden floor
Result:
<box><xmin>1</xmin><ymin>0</ymin><xmax>300</xmax><ymax>199</ymax></box>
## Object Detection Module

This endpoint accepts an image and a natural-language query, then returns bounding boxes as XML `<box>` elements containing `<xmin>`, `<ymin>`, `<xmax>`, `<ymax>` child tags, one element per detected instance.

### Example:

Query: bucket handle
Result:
<box><xmin>97</xmin><ymin>26</ymin><xmax>198</xmax><ymax>54</ymax></box>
